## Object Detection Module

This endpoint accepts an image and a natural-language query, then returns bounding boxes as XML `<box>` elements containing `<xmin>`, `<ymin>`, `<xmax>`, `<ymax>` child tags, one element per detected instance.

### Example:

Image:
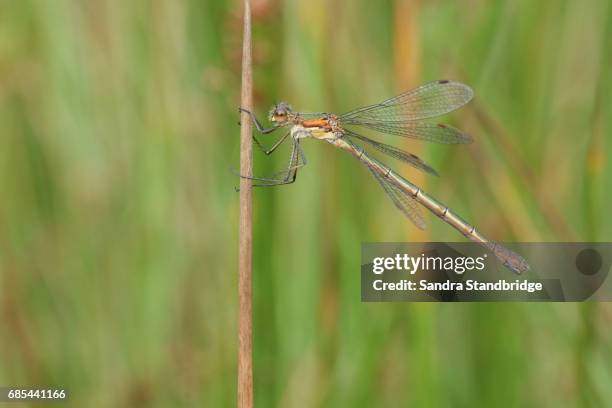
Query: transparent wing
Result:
<box><xmin>344</xmin><ymin>130</ymin><xmax>439</xmax><ymax>176</ymax></box>
<box><xmin>339</xmin><ymin>80</ymin><xmax>473</xmax><ymax>123</ymax></box>
<box><xmin>367</xmin><ymin>164</ymin><xmax>427</xmax><ymax>230</ymax></box>
<box><xmin>343</xmin><ymin>122</ymin><xmax>472</xmax><ymax>144</ymax></box>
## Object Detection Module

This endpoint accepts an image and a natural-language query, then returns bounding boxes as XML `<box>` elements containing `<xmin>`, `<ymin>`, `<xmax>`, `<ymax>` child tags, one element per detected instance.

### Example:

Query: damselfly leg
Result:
<box><xmin>237</xmin><ymin>140</ymin><xmax>307</xmax><ymax>187</ymax></box>
<box><xmin>239</xmin><ymin>107</ymin><xmax>290</xmax><ymax>155</ymax></box>
<box><xmin>237</xmin><ymin>108</ymin><xmax>305</xmax><ymax>186</ymax></box>
<box><xmin>239</xmin><ymin>107</ymin><xmax>278</xmax><ymax>134</ymax></box>
<box><xmin>253</xmin><ymin>131</ymin><xmax>290</xmax><ymax>155</ymax></box>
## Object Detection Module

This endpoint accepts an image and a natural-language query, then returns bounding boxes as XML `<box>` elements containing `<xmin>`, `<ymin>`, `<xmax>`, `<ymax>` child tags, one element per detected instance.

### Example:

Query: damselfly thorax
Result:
<box><xmin>289</xmin><ymin>114</ymin><xmax>342</xmax><ymax>141</ymax></box>
<box><xmin>238</xmin><ymin>80</ymin><xmax>529</xmax><ymax>274</ymax></box>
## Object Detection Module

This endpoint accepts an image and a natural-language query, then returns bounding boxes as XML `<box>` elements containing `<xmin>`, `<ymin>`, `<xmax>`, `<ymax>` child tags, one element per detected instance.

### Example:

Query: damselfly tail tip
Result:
<box><xmin>503</xmin><ymin>255</ymin><xmax>530</xmax><ymax>275</ymax></box>
<box><xmin>488</xmin><ymin>242</ymin><xmax>530</xmax><ymax>274</ymax></box>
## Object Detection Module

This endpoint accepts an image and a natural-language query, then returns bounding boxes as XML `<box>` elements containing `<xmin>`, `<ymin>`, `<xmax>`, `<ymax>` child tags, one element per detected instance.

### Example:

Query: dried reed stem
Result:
<box><xmin>237</xmin><ymin>0</ymin><xmax>253</xmax><ymax>406</ymax></box>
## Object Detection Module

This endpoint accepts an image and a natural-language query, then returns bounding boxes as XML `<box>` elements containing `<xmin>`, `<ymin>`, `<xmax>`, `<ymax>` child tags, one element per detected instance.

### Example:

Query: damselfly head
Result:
<box><xmin>268</xmin><ymin>102</ymin><xmax>292</xmax><ymax>123</ymax></box>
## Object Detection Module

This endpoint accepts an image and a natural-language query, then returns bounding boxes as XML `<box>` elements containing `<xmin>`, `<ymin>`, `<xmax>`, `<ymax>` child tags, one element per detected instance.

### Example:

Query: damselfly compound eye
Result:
<box><xmin>268</xmin><ymin>102</ymin><xmax>292</xmax><ymax>122</ymax></box>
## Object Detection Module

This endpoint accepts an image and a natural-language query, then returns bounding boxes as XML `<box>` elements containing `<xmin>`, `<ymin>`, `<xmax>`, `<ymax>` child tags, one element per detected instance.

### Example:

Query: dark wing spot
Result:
<box><xmin>438</xmin><ymin>79</ymin><xmax>450</xmax><ymax>84</ymax></box>
<box><xmin>437</xmin><ymin>123</ymin><xmax>447</xmax><ymax>128</ymax></box>
<box><xmin>410</xmin><ymin>153</ymin><xmax>439</xmax><ymax>176</ymax></box>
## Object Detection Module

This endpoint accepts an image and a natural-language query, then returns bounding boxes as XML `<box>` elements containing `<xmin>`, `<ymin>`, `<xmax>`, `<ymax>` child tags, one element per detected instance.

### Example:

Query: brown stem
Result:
<box><xmin>238</xmin><ymin>0</ymin><xmax>253</xmax><ymax>407</ymax></box>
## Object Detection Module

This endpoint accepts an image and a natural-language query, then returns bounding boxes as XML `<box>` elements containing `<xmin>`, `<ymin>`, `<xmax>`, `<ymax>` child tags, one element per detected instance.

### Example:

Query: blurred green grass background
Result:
<box><xmin>0</xmin><ymin>0</ymin><xmax>611</xmax><ymax>406</ymax></box>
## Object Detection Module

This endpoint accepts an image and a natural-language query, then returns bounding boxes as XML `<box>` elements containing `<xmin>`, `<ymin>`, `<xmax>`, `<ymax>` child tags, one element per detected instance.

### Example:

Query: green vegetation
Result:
<box><xmin>0</xmin><ymin>0</ymin><xmax>610</xmax><ymax>406</ymax></box>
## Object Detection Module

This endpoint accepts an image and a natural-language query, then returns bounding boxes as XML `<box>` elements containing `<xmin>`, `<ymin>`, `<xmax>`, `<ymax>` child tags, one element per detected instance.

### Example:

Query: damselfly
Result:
<box><xmin>239</xmin><ymin>80</ymin><xmax>529</xmax><ymax>273</ymax></box>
